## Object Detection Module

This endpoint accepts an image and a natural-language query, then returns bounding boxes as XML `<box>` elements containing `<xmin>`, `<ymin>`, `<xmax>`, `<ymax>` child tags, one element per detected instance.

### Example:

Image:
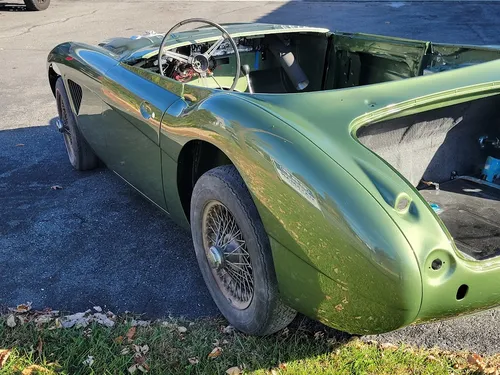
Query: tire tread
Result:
<box><xmin>192</xmin><ymin>165</ymin><xmax>296</xmax><ymax>335</ymax></box>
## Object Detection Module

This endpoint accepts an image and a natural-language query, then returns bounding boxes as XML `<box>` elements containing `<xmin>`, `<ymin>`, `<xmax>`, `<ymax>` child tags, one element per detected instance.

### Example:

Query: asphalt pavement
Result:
<box><xmin>1</xmin><ymin>0</ymin><xmax>500</xmax><ymax>355</ymax></box>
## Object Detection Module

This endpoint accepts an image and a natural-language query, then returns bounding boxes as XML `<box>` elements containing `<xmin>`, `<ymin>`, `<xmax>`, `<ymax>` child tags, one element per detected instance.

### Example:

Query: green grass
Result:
<box><xmin>0</xmin><ymin>314</ymin><xmax>497</xmax><ymax>375</ymax></box>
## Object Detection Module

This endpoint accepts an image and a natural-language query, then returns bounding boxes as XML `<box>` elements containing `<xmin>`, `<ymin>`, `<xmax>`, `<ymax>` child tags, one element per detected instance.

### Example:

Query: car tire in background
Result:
<box><xmin>55</xmin><ymin>78</ymin><xmax>99</xmax><ymax>171</ymax></box>
<box><xmin>24</xmin><ymin>0</ymin><xmax>50</xmax><ymax>11</ymax></box>
<box><xmin>191</xmin><ymin>165</ymin><xmax>297</xmax><ymax>335</ymax></box>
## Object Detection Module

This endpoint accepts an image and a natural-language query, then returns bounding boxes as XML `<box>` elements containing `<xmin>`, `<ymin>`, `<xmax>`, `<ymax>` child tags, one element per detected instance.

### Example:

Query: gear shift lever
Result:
<box><xmin>241</xmin><ymin>64</ymin><xmax>253</xmax><ymax>94</ymax></box>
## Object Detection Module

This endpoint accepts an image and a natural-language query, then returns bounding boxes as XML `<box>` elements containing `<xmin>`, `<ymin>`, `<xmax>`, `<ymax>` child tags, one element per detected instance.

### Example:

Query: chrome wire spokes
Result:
<box><xmin>202</xmin><ymin>201</ymin><xmax>254</xmax><ymax>309</ymax></box>
<box><xmin>57</xmin><ymin>95</ymin><xmax>75</xmax><ymax>165</ymax></box>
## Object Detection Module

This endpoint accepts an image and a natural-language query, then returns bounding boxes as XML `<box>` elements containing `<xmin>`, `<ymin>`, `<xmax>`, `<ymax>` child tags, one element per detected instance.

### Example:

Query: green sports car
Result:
<box><xmin>47</xmin><ymin>19</ymin><xmax>500</xmax><ymax>336</ymax></box>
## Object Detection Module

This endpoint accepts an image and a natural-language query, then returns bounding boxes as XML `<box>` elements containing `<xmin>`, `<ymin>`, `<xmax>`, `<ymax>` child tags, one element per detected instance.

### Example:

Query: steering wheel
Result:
<box><xmin>158</xmin><ymin>18</ymin><xmax>241</xmax><ymax>91</ymax></box>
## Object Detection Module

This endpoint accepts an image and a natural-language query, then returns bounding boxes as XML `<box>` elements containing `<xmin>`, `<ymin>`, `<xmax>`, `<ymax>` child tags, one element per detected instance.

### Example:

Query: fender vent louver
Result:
<box><xmin>67</xmin><ymin>79</ymin><xmax>83</xmax><ymax>115</ymax></box>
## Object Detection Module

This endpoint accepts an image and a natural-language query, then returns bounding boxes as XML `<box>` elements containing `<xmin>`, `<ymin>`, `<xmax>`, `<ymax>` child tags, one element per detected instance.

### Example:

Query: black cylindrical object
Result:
<box><xmin>268</xmin><ymin>36</ymin><xmax>309</xmax><ymax>91</ymax></box>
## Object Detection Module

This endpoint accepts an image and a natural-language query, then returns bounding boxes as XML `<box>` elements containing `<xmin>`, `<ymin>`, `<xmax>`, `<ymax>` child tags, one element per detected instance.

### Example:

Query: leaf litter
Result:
<box><xmin>4</xmin><ymin>305</ymin><xmax>115</xmax><ymax>330</ymax></box>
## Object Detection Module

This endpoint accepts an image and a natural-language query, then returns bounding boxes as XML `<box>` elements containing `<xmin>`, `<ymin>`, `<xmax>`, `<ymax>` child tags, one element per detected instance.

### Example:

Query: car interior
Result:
<box><xmin>124</xmin><ymin>29</ymin><xmax>500</xmax><ymax>94</ymax></box>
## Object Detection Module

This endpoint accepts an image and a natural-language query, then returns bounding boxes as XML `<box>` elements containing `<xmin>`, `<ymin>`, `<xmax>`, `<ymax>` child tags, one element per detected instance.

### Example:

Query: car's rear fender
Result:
<box><xmin>161</xmin><ymin>93</ymin><xmax>422</xmax><ymax>334</ymax></box>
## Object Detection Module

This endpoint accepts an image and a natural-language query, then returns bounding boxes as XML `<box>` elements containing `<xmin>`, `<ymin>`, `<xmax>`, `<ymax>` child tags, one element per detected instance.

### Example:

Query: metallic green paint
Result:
<box><xmin>47</xmin><ymin>24</ymin><xmax>500</xmax><ymax>335</ymax></box>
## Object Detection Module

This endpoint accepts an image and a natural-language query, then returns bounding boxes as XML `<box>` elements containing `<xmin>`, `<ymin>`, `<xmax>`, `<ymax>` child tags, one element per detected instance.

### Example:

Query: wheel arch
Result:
<box><xmin>48</xmin><ymin>64</ymin><xmax>61</xmax><ymax>97</ymax></box>
<box><xmin>177</xmin><ymin>139</ymin><xmax>235</xmax><ymax>223</ymax></box>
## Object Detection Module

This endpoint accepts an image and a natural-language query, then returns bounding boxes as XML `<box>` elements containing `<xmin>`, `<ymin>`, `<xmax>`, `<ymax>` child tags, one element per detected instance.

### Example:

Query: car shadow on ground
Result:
<box><xmin>0</xmin><ymin>120</ymin><xmax>219</xmax><ymax>319</ymax></box>
<box><xmin>0</xmin><ymin>120</ymin><xmax>352</xmax><ymax>351</ymax></box>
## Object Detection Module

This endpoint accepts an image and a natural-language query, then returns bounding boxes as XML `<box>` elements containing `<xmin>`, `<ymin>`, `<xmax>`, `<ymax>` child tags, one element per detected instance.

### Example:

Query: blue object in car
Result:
<box><xmin>483</xmin><ymin>156</ymin><xmax>500</xmax><ymax>182</ymax></box>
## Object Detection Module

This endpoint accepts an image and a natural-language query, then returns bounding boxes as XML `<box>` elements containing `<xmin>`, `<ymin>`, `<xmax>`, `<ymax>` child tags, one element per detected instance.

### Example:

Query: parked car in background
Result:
<box><xmin>24</xmin><ymin>0</ymin><xmax>49</xmax><ymax>10</ymax></box>
<box><xmin>2</xmin><ymin>0</ymin><xmax>50</xmax><ymax>11</ymax></box>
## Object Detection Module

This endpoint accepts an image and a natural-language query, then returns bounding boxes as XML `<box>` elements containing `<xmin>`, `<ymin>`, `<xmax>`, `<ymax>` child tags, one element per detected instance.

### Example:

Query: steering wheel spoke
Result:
<box><xmin>203</xmin><ymin>37</ymin><xmax>225</xmax><ymax>59</ymax></box>
<box><xmin>158</xmin><ymin>18</ymin><xmax>241</xmax><ymax>92</ymax></box>
<box><xmin>162</xmin><ymin>49</ymin><xmax>190</xmax><ymax>64</ymax></box>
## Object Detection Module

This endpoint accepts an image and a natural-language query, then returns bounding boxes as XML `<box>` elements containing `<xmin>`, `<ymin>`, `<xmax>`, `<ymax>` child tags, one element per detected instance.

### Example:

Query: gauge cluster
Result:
<box><xmin>190</xmin><ymin>37</ymin><xmax>261</xmax><ymax>57</ymax></box>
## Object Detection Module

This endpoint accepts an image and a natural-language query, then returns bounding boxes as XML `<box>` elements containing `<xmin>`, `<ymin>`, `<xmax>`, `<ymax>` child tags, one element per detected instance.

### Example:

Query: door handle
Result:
<box><xmin>139</xmin><ymin>101</ymin><xmax>155</xmax><ymax>120</ymax></box>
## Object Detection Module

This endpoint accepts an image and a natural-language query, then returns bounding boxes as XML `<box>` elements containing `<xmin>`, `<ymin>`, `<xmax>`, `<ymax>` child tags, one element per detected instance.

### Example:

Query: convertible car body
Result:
<box><xmin>47</xmin><ymin>20</ymin><xmax>500</xmax><ymax>335</ymax></box>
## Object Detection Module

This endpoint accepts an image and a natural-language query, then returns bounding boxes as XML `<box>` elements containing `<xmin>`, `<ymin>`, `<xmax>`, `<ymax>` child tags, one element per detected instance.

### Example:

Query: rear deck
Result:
<box><xmin>420</xmin><ymin>178</ymin><xmax>500</xmax><ymax>260</ymax></box>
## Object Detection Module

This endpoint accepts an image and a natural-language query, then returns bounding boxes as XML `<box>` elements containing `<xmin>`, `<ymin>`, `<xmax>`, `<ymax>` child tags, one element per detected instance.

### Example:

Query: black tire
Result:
<box><xmin>24</xmin><ymin>0</ymin><xmax>50</xmax><ymax>11</ymax></box>
<box><xmin>55</xmin><ymin>78</ymin><xmax>99</xmax><ymax>171</ymax></box>
<box><xmin>191</xmin><ymin>165</ymin><xmax>297</xmax><ymax>335</ymax></box>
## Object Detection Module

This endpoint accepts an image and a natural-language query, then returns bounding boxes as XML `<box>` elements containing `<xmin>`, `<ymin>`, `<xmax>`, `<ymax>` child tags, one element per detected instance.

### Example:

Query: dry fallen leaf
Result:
<box><xmin>161</xmin><ymin>321</ymin><xmax>176</xmax><ymax>328</ymax></box>
<box><xmin>48</xmin><ymin>318</ymin><xmax>62</xmax><ymax>330</ymax></box>
<box><xmin>128</xmin><ymin>364</ymin><xmax>138</xmax><ymax>374</ymax></box>
<box><xmin>21</xmin><ymin>365</ymin><xmax>51</xmax><ymax>375</ymax></box>
<box><xmin>134</xmin><ymin>354</ymin><xmax>146</xmax><ymax>366</ymax></box>
<box><xmin>34</xmin><ymin>315</ymin><xmax>53</xmax><ymax>324</ymax></box>
<box><xmin>484</xmin><ymin>367</ymin><xmax>499</xmax><ymax>375</ymax></box>
<box><xmin>60</xmin><ymin>312</ymin><xmax>88</xmax><ymax>328</ymax></box>
<box><xmin>15</xmin><ymin>143</ymin><xmax>25</xmax><ymax>147</ymax></box>
<box><xmin>120</xmin><ymin>347</ymin><xmax>131</xmax><ymax>355</ymax></box>
<box><xmin>380</xmin><ymin>342</ymin><xmax>398</xmax><ymax>351</ymax></box>
<box><xmin>188</xmin><ymin>357</ymin><xmax>199</xmax><ymax>365</ymax></box>
<box><xmin>12</xmin><ymin>303</ymin><xmax>32</xmax><ymax>313</ymax></box>
<box><xmin>0</xmin><ymin>349</ymin><xmax>12</xmax><ymax>368</ymax></box>
<box><xmin>226</xmin><ymin>366</ymin><xmax>241</xmax><ymax>374</ymax></box>
<box><xmin>132</xmin><ymin>345</ymin><xmax>149</xmax><ymax>355</ymax></box>
<box><xmin>208</xmin><ymin>347</ymin><xmax>222</xmax><ymax>359</ymax></box>
<box><xmin>468</xmin><ymin>353</ymin><xmax>486</xmax><ymax>371</ymax></box>
<box><xmin>279</xmin><ymin>362</ymin><xmax>287</xmax><ymax>370</ymax></box>
<box><xmin>271</xmin><ymin>370</ymin><xmax>278</xmax><ymax>375</ymax></box>
<box><xmin>114</xmin><ymin>336</ymin><xmax>124</xmax><ymax>344</ymax></box>
<box><xmin>222</xmin><ymin>325</ymin><xmax>235</xmax><ymax>334</ymax></box>
<box><xmin>92</xmin><ymin>313</ymin><xmax>115</xmax><ymax>328</ymax></box>
<box><xmin>177</xmin><ymin>326</ymin><xmax>187</xmax><ymax>333</ymax></box>
<box><xmin>93</xmin><ymin>306</ymin><xmax>102</xmax><ymax>312</ymax></box>
<box><xmin>6</xmin><ymin>315</ymin><xmax>16</xmax><ymax>328</ymax></box>
<box><xmin>50</xmin><ymin>185</ymin><xmax>63</xmax><ymax>190</ymax></box>
<box><xmin>126</xmin><ymin>326</ymin><xmax>137</xmax><ymax>343</ymax></box>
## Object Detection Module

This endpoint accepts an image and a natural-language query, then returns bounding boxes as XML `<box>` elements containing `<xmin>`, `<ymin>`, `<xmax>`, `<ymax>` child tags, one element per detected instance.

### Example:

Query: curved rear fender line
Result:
<box><xmin>244</xmin><ymin>61</ymin><xmax>500</xmax><ymax>270</ymax></box>
<box><xmin>162</xmin><ymin>93</ymin><xmax>422</xmax><ymax>333</ymax></box>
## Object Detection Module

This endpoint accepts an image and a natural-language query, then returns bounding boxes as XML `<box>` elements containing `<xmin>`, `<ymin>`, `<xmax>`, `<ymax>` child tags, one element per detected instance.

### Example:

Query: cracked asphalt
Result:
<box><xmin>1</xmin><ymin>0</ymin><xmax>500</xmax><ymax>355</ymax></box>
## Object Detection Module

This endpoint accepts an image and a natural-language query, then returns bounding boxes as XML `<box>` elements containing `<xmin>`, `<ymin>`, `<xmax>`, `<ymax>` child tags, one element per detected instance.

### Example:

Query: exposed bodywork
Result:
<box><xmin>47</xmin><ymin>23</ymin><xmax>500</xmax><ymax>334</ymax></box>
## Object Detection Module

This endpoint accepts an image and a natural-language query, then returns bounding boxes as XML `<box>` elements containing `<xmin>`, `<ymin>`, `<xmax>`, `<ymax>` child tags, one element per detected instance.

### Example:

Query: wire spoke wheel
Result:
<box><xmin>202</xmin><ymin>200</ymin><xmax>254</xmax><ymax>310</ymax></box>
<box><xmin>56</xmin><ymin>93</ymin><xmax>76</xmax><ymax>166</ymax></box>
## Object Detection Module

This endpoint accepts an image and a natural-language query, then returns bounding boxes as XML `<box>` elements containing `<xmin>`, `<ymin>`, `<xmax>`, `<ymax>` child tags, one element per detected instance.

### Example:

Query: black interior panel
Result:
<box><xmin>420</xmin><ymin>178</ymin><xmax>500</xmax><ymax>260</ymax></box>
